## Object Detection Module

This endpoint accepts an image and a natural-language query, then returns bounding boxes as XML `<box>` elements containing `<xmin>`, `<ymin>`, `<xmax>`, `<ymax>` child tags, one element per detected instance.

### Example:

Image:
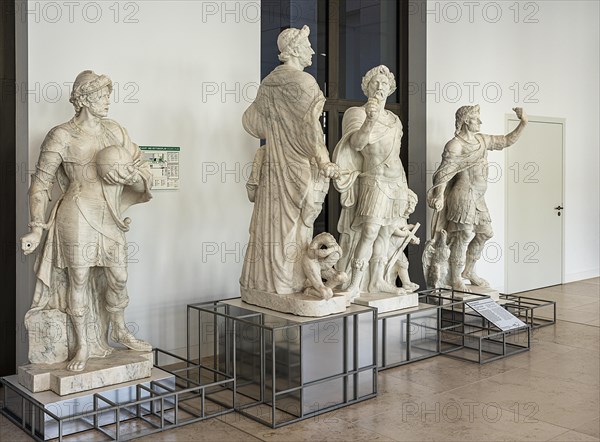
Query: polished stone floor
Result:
<box><xmin>2</xmin><ymin>278</ymin><xmax>598</xmax><ymax>441</ymax></box>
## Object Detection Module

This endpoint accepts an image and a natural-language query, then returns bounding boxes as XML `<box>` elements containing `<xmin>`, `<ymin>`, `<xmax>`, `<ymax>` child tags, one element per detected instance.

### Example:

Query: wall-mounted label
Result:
<box><xmin>140</xmin><ymin>146</ymin><xmax>180</xmax><ymax>190</ymax></box>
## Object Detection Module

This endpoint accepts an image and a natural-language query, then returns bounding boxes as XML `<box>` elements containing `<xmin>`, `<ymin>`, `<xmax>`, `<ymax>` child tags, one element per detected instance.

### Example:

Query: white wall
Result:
<box><xmin>17</xmin><ymin>0</ymin><xmax>260</xmax><ymax>364</ymax></box>
<box><xmin>426</xmin><ymin>0</ymin><xmax>600</xmax><ymax>290</ymax></box>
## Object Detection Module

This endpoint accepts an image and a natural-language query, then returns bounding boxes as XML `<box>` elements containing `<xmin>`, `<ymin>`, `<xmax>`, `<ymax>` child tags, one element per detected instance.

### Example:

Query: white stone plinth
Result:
<box><xmin>3</xmin><ymin>368</ymin><xmax>174</xmax><ymax>440</ymax></box>
<box><xmin>353</xmin><ymin>292</ymin><xmax>419</xmax><ymax>313</ymax></box>
<box><xmin>454</xmin><ymin>285</ymin><xmax>500</xmax><ymax>302</ymax></box>
<box><xmin>18</xmin><ymin>349</ymin><xmax>153</xmax><ymax>396</ymax></box>
<box><xmin>241</xmin><ymin>287</ymin><xmax>347</xmax><ymax>317</ymax></box>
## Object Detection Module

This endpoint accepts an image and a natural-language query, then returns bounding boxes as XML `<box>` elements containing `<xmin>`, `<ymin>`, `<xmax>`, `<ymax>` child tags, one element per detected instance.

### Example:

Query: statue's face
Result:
<box><xmin>295</xmin><ymin>36</ymin><xmax>314</xmax><ymax>68</ymax></box>
<box><xmin>85</xmin><ymin>86</ymin><xmax>111</xmax><ymax>118</ymax></box>
<box><xmin>367</xmin><ymin>74</ymin><xmax>391</xmax><ymax>101</ymax></box>
<box><xmin>465</xmin><ymin>111</ymin><xmax>482</xmax><ymax>133</ymax></box>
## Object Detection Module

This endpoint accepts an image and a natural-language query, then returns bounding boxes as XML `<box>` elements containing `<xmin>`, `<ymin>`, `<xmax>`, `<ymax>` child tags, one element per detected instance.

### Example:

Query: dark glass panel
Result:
<box><xmin>339</xmin><ymin>0</ymin><xmax>399</xmax><ymax>102</ymax></box>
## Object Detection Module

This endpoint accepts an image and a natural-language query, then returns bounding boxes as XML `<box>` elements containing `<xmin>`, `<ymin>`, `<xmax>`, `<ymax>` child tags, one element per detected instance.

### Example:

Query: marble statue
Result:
<box><xmin>302</xmin><ymin>232</ymin><xmax>348</xmax><ymax>300</ymax></box>
<box><xmin>21</xmin><ymin>70</ymin><xmax>153</xmax><ymax>372</ymax></box>
<box><xmin>240</xmin><ymin>26</ymin><xmax>345</xmax><ymax>316</ymax></box>
<box><xmin>333</xmin><ymin>65</ymin><xmax>417</xmax><ymax>303</ymax></box>
<box><xmin>424</xmin><ymin>105</ymin><xmax>528</xmax><ymax>291</ymax></box>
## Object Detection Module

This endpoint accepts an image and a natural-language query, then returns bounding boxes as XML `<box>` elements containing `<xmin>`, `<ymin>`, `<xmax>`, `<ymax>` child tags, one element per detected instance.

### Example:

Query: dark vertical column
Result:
<box><xmin>0</xmin><ymin>0</ymin><xmax>17</xmax><ymax>376</ymax></box>
<box><xmin>407</xmin><ymin>1</ymin><xmax>427</xmax><ymax>288</ymax></box>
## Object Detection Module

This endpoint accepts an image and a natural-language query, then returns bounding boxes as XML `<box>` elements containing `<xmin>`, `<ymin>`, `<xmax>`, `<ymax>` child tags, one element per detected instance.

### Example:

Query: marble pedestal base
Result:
<box><xmin>353</xmin><ymin>291</ymin><xmax>419</xmax><ymax>313</ymax></box>
<box><xmin>18</xmin><ymin>349</ymin><xmax>153</xmax><ymax>396</ymax></box>
<box><xmin>454</xmin><ymin>285</ymin><xmax>500</xmax><ymax>302</ymax></box>
<box><xmin>240</xmin><ymin>287</ymin><xmax>348</xmax><ymax>317</ymax></box>
<box><xmin>3</xmin><ymin>368</ymin><xmax>174</xmax><ymax>440</ymax></box>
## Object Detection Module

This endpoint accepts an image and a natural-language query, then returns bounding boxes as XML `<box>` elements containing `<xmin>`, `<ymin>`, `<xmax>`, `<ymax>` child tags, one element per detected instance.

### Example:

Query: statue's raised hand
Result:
<box><xmin>366</xmin><ymin>97</ymin><xmax>380</xmax><ymax>121</ymax></box>
<box><xmin>513</xmin><ymin>107</ymin><xmax>528</xmax><ymax>123</ymax></box>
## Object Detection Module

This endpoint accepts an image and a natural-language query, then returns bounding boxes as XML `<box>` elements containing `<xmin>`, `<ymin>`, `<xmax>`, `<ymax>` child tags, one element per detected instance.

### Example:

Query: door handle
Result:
<box><xmin>554</xmin><ymin>206</ymin><xmax>564</xmax><ymax>210</ymax></box>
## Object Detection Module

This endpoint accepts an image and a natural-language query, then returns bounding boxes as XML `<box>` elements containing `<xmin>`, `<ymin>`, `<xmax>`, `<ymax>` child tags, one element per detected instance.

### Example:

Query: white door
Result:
<box><xmin>505</xmin><ymin>116</ymin><xmax>564</xmax><ymax>294</ymax></box>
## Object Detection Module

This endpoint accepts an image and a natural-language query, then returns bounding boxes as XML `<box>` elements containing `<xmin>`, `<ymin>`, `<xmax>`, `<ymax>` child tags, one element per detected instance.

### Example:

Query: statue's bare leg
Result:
<box><xmin>447</xmin><ymin>226</ymin><xmax>475</xmax><ymax>292</ymax></box>
<box><xmin>106</xmin><ymin>267</ymin><xmax>152</xmax><ymax>352</ymax></box>
<box><xmin>461</xmin><ymin>226</ymin><xmax>493</xmax><ymax>287</ymax></box>
<box><xmin>368</xmin><ymin>257</ymin><xmax>406</xmax><ymax>294</ymax></box>
<box><xmin>346</xmin><ymin>223</ymin><xmax>380</xmax><ymax>301</ymax></box>
<box><xmin>66</xmin><ymin>267</ymin><xmax>91</xmax><ymax>372</ymax></box>
<box><xmin>398</xmin><ymin>258</ymin><xmax>420</xmax><ymax>292</ymax></box>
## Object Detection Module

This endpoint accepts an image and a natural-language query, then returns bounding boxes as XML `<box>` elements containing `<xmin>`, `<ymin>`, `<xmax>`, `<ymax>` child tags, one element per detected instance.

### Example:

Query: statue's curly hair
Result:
<box><xmin>361</xmin><ymin>65</ymin><xmax>397</xmax><ymax>98</ymax></box>
<box><xmin>454</xmin><ymin>104</ymin><xmax>480</xmax><ymax>135</ymax></box>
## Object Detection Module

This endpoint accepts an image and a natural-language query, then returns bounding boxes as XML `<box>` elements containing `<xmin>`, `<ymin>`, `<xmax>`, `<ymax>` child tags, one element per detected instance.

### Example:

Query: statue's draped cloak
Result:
<box><xmin>240</xmin><ymin>65</ymin><xmax>328</xmax><ymax>295</ymax></box>
<box><xmin>332</xmin><ymin>107</ymin><xmax>407</xmax><ymax>280</ymax></box>
<box><xmin>427</xmin><ymin>133</ymin><xmax>491</xmax><ymax>233</ymax></box>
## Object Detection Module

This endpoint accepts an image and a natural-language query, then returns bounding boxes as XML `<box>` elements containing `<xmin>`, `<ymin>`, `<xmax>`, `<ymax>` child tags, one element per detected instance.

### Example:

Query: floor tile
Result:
<box><xmin>142</xmin><ymin>417</ymin><xmax>261</xmax><ymax>441</ymax></box>
<box><xmin>219</xmin><ymin>412</ymin><xmax>394</xmax><ymax>441</ymax></box>
<box><xmin>352</xmin><ymin>398</ymin><xmax>569</xmax><ymax>441</ymax></box>
<box><xmin>525</xmin><ymin>347</ymin><xmax>600</xmax><ymax>387</ymax></box>
<box><xmin>437</xmin><ymin>368</ymin><xmax>600</xmax><ymax>431</ymax></box>
<box><xmin>384</xmin><ymin>354</ymin><xmax>522</xmax><ymax>394</ymax></box>
<box><xmin>329</xmin><ymin>374</ymin><xmax>439</xmax><ymax>423</ymax></box>
<box><xmin>573</xmin><ymin>418</ymin><xmax>600</xmax><ymax>439</ymax></box>
<box><xmin>549</xmin><ymin>429</ymin><xmax>600</xmax><ymax>441</ymax></box>
<box><xmin>532</xmin><ymin>321</ymin><xmax>600</xmax><ymax>352</ymax></box>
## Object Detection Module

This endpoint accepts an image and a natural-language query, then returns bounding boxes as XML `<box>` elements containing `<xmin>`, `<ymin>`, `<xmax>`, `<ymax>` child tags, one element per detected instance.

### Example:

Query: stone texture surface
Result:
<box><xmin>18</xmin><ymin>349</ymin><xmax>153</xmax><ymax>396</ymax></box>
<box><xmin>455</xmin><ymin>285</ymin><xmax>500</xmax><ymax>301</ymax></box>
<box><xmin>353</xmin><ymin>292</ymin><xmax>419</xmax><ymax>313</ymax></box>
<box><xmin>20</xmin><ymin>70</ymin><xmax>153</xmax><ymax>373</ymax></box>
<box><xmin>25</xmin><ymin>308</ymin><xmax>69</xmax><ymax>364</ymax></box>
<box><xmin>239</xmin><ymin>26</ymin><xmax>341</xmax><ymax>318</ymax></box>
<box><xmin>240</xmin><ymin>288</ymin><xmax>347</xmax><ymax>317</ymax></box>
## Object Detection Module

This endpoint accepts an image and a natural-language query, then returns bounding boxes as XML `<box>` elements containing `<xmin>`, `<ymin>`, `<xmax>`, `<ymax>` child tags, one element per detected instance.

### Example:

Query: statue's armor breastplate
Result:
<box><xmin>454</xmin><ymin>140</ymin><xmax>488</xmax><ymax>202</ymax></box>
<box><xmin>61</xmin><ymin>123</ymin><xmax>120</xmax><ymax>200</ymax></box>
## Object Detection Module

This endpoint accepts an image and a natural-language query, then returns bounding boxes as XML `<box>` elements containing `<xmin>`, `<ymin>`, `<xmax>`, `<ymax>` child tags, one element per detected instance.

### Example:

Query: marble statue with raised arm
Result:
<box><xmin>21</xmin><ymin>70</ymin><xmax>153</xmax><ymax>372</ymax></box>
<box><xmin>333</xmin><ymin>65</ymin><xmax>416</xmax><ymax>303</ymax></box>
<box><xmin>424</xmin><ymin>105</ymin><xmax>528</xmax><ymax>291</ymax></box>
<box><xmin>240</xmin><ymin>26</ymin><xmax>345</xmax><ymax>316</ymax></box>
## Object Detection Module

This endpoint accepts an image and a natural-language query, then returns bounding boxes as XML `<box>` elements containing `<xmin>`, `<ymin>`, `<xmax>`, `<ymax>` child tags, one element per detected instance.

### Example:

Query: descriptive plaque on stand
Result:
<box><xmin>466</xmin><ymin>298</ymin><xmax>527</xmax><ymax>331</ymax></box>
<box><xmin>140</xmin><ymin>146</ymin><xmax>180</xmax><ymax>190</ymax></box>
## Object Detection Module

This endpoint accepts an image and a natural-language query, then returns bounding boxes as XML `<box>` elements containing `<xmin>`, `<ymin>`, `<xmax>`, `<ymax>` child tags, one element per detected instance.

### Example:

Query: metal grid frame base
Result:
<box><xmin>441</xmin><ymin>299</ymin><xmax>531</xmax><ymax>364</ymax></box>
<box><xmin>378</xmin><ymin>288</ymin><xmax>535</xmax><ymax>368</ymax></box>
<box><xmin>499</xmin><ymin>294</ymin><xmax>556</xmax><ymax>328</ymax></box>
<box><xmin>187</xmin><ymin>298</ymin><xmax>378</xmax><ymax>428</ymax></box>
<box><xmin>0</xmin><ymin>349</ymin><xmax>235</xmax><ymax>441</ymax></box>
<box><xmin>378</xmin><ymin>288</ymin><xmax>491</xmax><ymax>369</ymax></box>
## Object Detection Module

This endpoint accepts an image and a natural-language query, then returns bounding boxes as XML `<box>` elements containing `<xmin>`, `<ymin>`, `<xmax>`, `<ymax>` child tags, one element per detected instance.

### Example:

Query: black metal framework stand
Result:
<box><xmin>378</xmin><ymin>289</ymin><xmax>533</xmax><ymax>368</ymax></box>
<box><xmin>187</xmin><ymin>298</ymin><xmax>378</xmax><ymax>428</ymax></box>
<box><xmin>1</xmin><ymin>289</ymin><xmax>550</xmax><ymax>439</ymax></box>
<box><xmin>0</xmin><ymin>349</ymin><xmax>235</xmax><ymax>441</ymax></box>
<box><xmin>499</xmin><ymin>294</ymin><xmax>556</xmax><ymax>328</ymax></box>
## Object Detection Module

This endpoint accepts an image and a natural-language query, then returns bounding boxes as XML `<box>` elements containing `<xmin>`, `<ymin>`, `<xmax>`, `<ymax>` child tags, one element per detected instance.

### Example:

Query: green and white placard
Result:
<box><xmin>140</xmin><ymin>146</ymin><xmax>180</xmax><ymax>190</ymax></box>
